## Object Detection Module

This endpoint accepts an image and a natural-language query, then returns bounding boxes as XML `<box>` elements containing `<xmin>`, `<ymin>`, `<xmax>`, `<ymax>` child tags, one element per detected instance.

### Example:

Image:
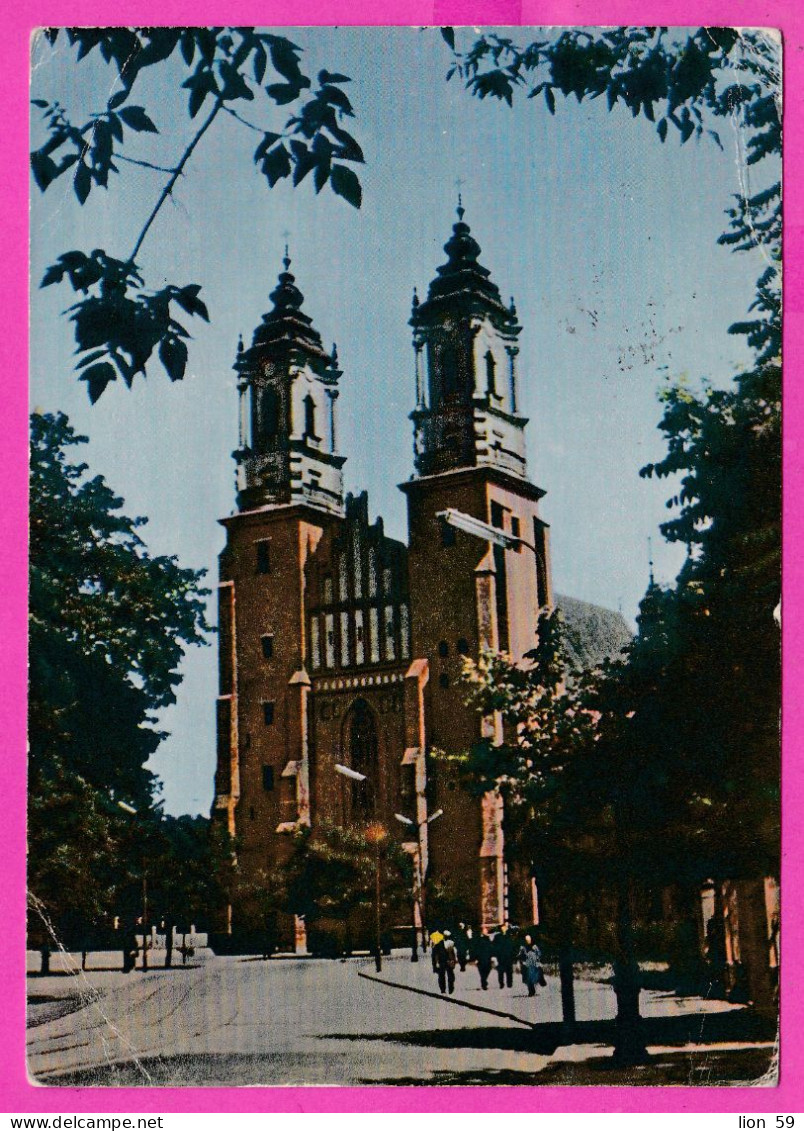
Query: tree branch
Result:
<box><xmin>127</xmin><ymin>99</ymin><xmax>223</xmax><ymax>265</ymax></box>
<box><xmin>117</xmin><ymin>153</ymin><xmax>178</xmax><ymax>174</ymax></box>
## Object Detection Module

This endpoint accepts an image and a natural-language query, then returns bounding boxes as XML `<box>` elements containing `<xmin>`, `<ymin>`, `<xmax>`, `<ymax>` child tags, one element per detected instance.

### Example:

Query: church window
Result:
<box><xmin>260</xmin><ymin>387</ymin><xmax>280</xmax><ymax>447</ymax></box>
<box><xmin>303</xmin><ymin>394</ymin><xmax>317</xmax><ymax>440</ymax></box>
<box><xmin>256</xmin><ymin>540</ymin><xmax>271</xmax><ymax>574</ymax></box>
<box><xmin>261</xmin><ymin>634</ymin><xmax>274</xmax><ymax>661</ymax></box>
<box><xmin>438</xmin><ymin>640</ymin><xmax>449</xmax><ymax>658</ymax></box>
<box><xmin>485</xmin><ymin>351</ymin><xmax>497</xmax><ymax>397</ymax></box>
<box><xmin>400</xmin><ymin>604</ymin><xmax>410</xmax><ymax>660</ymax></box>
<box><xmin>262</xmin><ymin>765</ymin><xmax>274</xmax><ymax>791</ymax></box>
<box><xmin>439</xmin><ymin>673</ymin><xmax>450</xmax><ymax>689</ymax></box>
<box><xmin>383</xmin><ymin>567</ymin><xmax>392</xmax><ymax>595</ymax></box>
<box><xmin>339</xmin><ymin>553</ymin><xmax>348</xmax><ymax>600</ymax></box>
<box><xmin>355</xmin><ymin>610</ymin><xmax>365</xmax><ymax>665</ymax></box>
<box><xmin>439</xmin><ymin>516</ymin><xmax>456</xmax><ymax>548</ymax></box>
<box><xmin>346</xmin><ymin>699</ymin><xmax>379</xmax><ymax>817</ymax></box>
<box><xmin>369</xmin><ymin>608</ymin><xmax>380</xmax><ymax>663</ymax></box>
<box><xmin>368</xmin><ymin>548</ymin><xmax>378</xmax><ymax>596</ymax></box>
<box><xmin>511</xmin><ymin>516</ymin><xmax>522</xmax><ymax>550</ymax></box>
<box><xmin>310</xmin><ymin>617</ymin><xmax>321</xmax><ymax>670</ymax></box>
<box><xmin>340</xmin><ymin>611</ymin><xmax>350</xmax><ymax>667</ymax></box>
<box><xmin>263</xmin><ymin>701</ymin><xmax>275</xmax><ymax>726</ymax></box>
<box><xmin>384</xmin><ymin>606</ymin><xmax>396</xmax><ymax>661</ymax></box>
<box><xmin>457</xmin><ymin>638</ymin><xmax>470</xmax><ymax>656</ymax></box>
<box><xmin>353</xmin><ymin>539</ymin><xmax>363</xmax><ymax>597</ymax></box>
<box><xmin>324</xmin><ymin>614</ymin><xmax>336</xmax><ymax>668</ymax></box>
<box><xmin>323</xmin><ymin>575</ymin><xmax>334</xmax><ymax>604</ymax></box>
<box><xmin>441</xmin><ymin>343</ymin><xmax>459</xmax><ymax>398</ymax></box>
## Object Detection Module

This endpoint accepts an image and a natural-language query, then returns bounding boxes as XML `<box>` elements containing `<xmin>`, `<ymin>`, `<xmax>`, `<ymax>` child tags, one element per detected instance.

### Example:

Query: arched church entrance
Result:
<box><xmin>341</xmin><ymin>697</ymin><xmax>379</xmax><ymax>822</ymax></box>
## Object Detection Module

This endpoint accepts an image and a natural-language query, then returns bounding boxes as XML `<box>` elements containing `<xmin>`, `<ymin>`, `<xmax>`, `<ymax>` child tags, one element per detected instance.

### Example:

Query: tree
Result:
<box><xmin>31</xmin><ymin>28</ymin><xmax>364</xmax><ymax>400</ymax></box>
<box><xmin>261</xmin><ymin>821</ymin><xmax>413</xmax><ymax>953</ymax></box>
<box><xmin>444</xmin><ymin>22</ymin><xmax>781</xmax><ymax>981</ymax></box>
<box><xmin>28</xmin><ymin>411</ymin><xmax>212</xmax><ymax>951</ymax></box>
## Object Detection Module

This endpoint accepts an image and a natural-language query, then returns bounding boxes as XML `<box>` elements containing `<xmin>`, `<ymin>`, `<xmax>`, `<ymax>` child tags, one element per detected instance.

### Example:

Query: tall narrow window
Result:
<box><xmin>260</xmin><ymin>387</ymin><xmax>280</xmax><ymax>448</ymax></box>
<box><xmin>324</xmin><ymin>613</ymin><xmax>336</xmax><ymax>668</ymax></box>
<box><xmin>340</xmin><ymin>611</ymin><xmax>350</xmax><ymax>667</ymax></box>
<box><xmin>353</xmin><ymin>539</ymin><xmax>363</xmax><ymax>597</ymax></box>
<box><xmin>368</xmin><ymin>548</ymin><xmax>378</xmax><ymax>596</ymax></box>
<box><xmin>400</xmin><ymin>604</ymin><xmax>410</xmax><ymax>660</ymax></box>
<box><xmin>338</xmin><ymin>553</ymin><xmax>348</xmax><ymax>601</ymax></box>
<box><xmin>323</xmin><ymin>575</ymin><xmax>334</xmax><ymax>604</ymax></box>
<box><xmin>303</xmin><ymin>394</ymin><xmax>317</xmax><ymax>440</ymax></box>
<box><xmin>441</xmin><ymin>343</ymin><xmax>458</xmax><ymax>398</ymax></box>
<box><xmin>369</xmin><ymin>607</ymin><xmax>380</xmax><ymax>663</ymax></box>
<box><xmin>345</xmin><ymin>699</ymin><xmax>379</xmax><ymax>817</ymax></box>
<box><xmin>485</xmin><ymin>351</ymin><xmax>497</xmax><ymax>397</ymax></box>
<box><xmin>261</xmin><ymin>634</ymin><xmax>274</xmax><ymax>661</ymax></box>
<box><xmin>310</xmin><ymin>617</ymin><xmax>321</xmax><ymax>670</ymax></box>
<box><xmin>355</xmin><ymin>610</ymin><xmax>365</xmax><ymax>666</ymax></box>
<box><xmin>384</xmin><ymin>605</ymin><xmax>396</xmax><ymax>661</ymax></box>
<box><xmin>256</xmin><ymin>541</ymin><xmax>271</xmax><ymax>574</ymax></box>
<box><xmin>263</xmin><ymin>701</ymin><xmax>275</xmax><ymax>726</ymax></box>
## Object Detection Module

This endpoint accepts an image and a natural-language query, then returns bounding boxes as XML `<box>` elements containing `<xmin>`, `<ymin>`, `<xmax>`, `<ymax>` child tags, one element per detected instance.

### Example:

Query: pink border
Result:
<box><xmin>3</xmin><ymin>0</ymin><xmax>801</xmax><ymax>1113</ymax></box>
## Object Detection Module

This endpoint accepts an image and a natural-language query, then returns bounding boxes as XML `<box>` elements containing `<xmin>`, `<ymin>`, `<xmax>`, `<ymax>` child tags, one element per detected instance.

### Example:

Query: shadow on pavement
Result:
<box><xmin>328</xmin><ymin>1007</ymin><xmax>777</xmax><ymax>1057</ymax></box>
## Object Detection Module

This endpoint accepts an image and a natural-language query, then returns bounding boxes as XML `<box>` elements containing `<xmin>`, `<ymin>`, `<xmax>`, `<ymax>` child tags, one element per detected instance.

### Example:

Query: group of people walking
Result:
<box><xmin>429</xmin><ymin>921</ymin><xmax>546</xmax><ymax>997</ymax></box>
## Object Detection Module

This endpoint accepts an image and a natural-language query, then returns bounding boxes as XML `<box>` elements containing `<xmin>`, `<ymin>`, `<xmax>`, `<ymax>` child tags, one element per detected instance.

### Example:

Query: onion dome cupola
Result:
<box><xmin>233</xmin><ymin>251</ymin><xmax>345</xmax><ymax>516</ymax></box>
<box><xmin>409</xmin><ymin>201</ymin><xmax>528</xmax><ymax>481</ymax></box>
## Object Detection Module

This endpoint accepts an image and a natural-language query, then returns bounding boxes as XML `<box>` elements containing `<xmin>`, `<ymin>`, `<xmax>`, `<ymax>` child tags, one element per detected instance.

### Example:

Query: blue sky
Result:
<box><xmin>29</xmin><ymin>27</ymin><xmax>775</xmax><ymax>816</ymax></box>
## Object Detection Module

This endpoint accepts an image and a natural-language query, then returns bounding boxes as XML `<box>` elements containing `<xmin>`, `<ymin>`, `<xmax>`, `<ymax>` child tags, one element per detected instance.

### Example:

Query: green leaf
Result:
<box><xmin>159</xmin><ymin>337</ymin><xmax>189</xmax><ymax>382</ymax></box>
<box><xmin>261</xmin><ymin>144</ymin><xmax>291</xmax><ymax>186</ymax></box>
<box><xmin>657</xmin><ymin>117</ymin><xmax>668</xmax><ymax>142</ymax></box>
<box><xmin>74</xmin><ymin>162</ymin><xmax>92</xmax><ymax>204</ymax></box>
<box><xmin>174</xmin><ymin>285</ymin><xmax>210</xmax><ymax>321</ymax></box>
<box><xmin>80</xmin><ymin>362</ymin><xmax>116</xmax><ymax>403</ymax></box>
<box><xmin>544</xmin><ymin>85</ymin><xmax>555</xmax><ymax>115</ymax></box>
<box><xmin>440</xmin><ymin>27</ymin><xmax>456</xmax><ymax>51</ymax></box>
<box><xmin>254</xmin><ymin>132</ymin><xmax>281</xmax><ymax>162</ymax></box>
<box><xmin>330</xmin><ymin>163</ymin><xmax>362</xmax><ymax>209</ymax></box>
<box><xmin>266</xmin><ymin>82</ymin><xmax>300</xmax><ymax>106</ymax></box>
<box><xmin>108</xmin><ymin>90</ymin><xmax>128</xmax><ymax>110</ymax></box>
<box><xmin>118</xmin><ymin>106</ymin><xmax>158</xmax><ymax>133</ymax></box>
<box><xmin>318</xmin><ymin>70</ymin><xmax>351</xmax><ymax>84</ymax></box>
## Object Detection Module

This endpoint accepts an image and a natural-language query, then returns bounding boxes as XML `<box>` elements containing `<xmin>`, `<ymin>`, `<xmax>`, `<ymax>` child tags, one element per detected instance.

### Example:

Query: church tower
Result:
<box><xmin>234</xmin><ymin>250</ymin><xmax>345</xmax><ymax>516</ymax></box>
<box><xmin>402</xmin><ymin>204</ymin><xmax>552</xmax><ymax>929</ymax></box>
<box><xmin>214</xmin><ymin>255</ymin><xmax>345</xmax><ymax>944</ymax></box>
<box><xmin>410</xmin><ymin>199</ymin><xmax>527</xmax><ymax>482</ymax></box>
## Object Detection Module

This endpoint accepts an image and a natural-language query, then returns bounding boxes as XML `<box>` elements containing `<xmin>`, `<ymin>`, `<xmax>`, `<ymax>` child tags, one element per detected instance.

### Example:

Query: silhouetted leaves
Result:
<box><xmin>32</xmin><ymin>27</ymin><xmax>364</xmax><ymax>395</ymax></box>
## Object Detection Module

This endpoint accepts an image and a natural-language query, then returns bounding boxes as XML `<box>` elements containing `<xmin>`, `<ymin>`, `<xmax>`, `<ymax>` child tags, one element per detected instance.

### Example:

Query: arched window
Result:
<box><xmin>441</xmin><ymin>344</ymin><xmax>459</xmax><ymax>398</ymax></box>
<box><xmin>259</xmin><ymin>387</ymin><xmax>280</xmax><ymax>448</ymax></box>
<box><xmin>343</xmin><ymin>698</ymin><xmax>379</xmax><ymax>819</ymax></box>
<box><xmin>485</xmin><ymin>351</ymin><xmax>497</xmax><ymax>398</ymax></box>
<box><xmin>303</xmin><ymin>394</ymin><xmax>317</xmax><ymax>440</ymax></box>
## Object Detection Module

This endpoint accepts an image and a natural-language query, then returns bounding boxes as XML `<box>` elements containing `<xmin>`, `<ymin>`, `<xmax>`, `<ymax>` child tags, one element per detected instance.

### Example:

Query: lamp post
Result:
<box><xmin>117</xmin><ymin>800</ymin><xmax>149</xmax><ymax>972</ymax></box>
<box><xmin>393</xmin><ymin>808</ymin><xmax>443</xmax><ymax>961</ymax></box>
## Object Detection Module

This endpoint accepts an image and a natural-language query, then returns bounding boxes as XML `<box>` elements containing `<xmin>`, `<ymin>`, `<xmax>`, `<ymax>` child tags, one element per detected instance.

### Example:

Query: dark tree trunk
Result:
<box><xmin>612</xmin><ymin>873</ymin><xmax>649</xmax><ymax>1065</ymax></box>
<box><xmin>556</xmin><ymin>902</ymin><xmax>576</xmax><ymax>1035</ymax></box>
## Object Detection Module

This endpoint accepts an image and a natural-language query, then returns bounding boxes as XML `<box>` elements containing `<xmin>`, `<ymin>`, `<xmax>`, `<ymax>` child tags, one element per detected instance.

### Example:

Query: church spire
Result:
<box><xmin>233</xmin><ymin>252</ymin><xmax>345</xmax><ymax>515</ymax></box>
<box><xmin>409</xmin><ymin>204</ymin><xmax>528</xmax><ymax>481</ymax></box>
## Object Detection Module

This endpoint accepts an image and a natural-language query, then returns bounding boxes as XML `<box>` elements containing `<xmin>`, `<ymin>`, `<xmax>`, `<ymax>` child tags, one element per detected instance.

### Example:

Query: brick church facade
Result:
<box><xmin>213</xmin><ymin>206</ymin><xmax>554</xmax><ymax>948</ymax></box>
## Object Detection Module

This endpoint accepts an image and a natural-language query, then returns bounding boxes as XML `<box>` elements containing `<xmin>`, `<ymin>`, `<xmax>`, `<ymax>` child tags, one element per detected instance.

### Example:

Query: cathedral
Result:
<box><xmin>212</xmin><ymin>205</ymin><xmax>562</xmax><ymax>950</ymax></box>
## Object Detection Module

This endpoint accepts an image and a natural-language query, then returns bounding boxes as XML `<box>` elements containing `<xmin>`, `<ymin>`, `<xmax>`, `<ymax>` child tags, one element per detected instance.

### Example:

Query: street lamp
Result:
<box><xmin>436</xmin><ymin>508</ymin><xmax>542</xmax><ymax>556</ymax></box>
<box><xmin>364</xmin><ymin>822</ymin><xmax>387</xmax><ymax>973</ymax></box>
<box><xmin>117</xmin><ymin>800</ymin><xmax>149</xmax><ymax>972</ymax></box>
<box><xmin>393</xmin><ymin>808</ymin><xmax>443</xmax><ymax>960</ymax></box>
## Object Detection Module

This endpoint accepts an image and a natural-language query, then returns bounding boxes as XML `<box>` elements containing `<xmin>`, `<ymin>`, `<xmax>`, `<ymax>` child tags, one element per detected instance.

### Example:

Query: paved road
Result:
<box><xmin>27</xmin><ymin>951</ymin><xmax>771</xmax><ymax>1087</ymax></box>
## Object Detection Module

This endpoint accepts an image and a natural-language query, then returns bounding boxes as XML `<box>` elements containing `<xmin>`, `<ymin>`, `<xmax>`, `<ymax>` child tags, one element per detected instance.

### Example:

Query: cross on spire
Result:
<box><xmin>281</xmin><ymin>230</ymin><xmax>291</xmax><ymax>269</ymax></box>
<box><xmin>455</xmin><ymin>178</ymin><xmax>466</xmax><ymax>220</ymax></box>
